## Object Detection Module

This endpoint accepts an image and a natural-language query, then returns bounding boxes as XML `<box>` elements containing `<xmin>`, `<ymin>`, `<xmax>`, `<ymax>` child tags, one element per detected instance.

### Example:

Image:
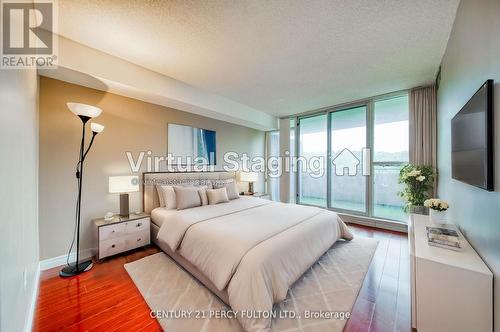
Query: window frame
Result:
<box><xmin>291</xmin><ymin>90</ymin><xmax>409</xmax><ymax>226</ymax></box>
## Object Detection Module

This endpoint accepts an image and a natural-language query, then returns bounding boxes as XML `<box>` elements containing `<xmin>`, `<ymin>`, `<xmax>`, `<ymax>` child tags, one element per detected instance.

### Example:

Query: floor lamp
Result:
<box><xmin>60</xmin><ymin>102</ymin><xmax>105</xmax><ymax>278</ymax></box>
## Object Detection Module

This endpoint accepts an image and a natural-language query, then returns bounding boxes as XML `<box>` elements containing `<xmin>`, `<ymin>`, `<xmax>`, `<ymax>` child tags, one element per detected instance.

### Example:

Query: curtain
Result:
<box><xmin>409</xmin><ymin>85</ymin><xmax>437</xmax><ymax>193</ymax></box>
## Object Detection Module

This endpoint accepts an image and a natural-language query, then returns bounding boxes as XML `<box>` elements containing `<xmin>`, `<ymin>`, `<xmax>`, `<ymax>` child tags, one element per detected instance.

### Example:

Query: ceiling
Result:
<box><xmin>57</xmin><ymin>0</ymin><xmax>459</xmax><ymax>118</ymax></box>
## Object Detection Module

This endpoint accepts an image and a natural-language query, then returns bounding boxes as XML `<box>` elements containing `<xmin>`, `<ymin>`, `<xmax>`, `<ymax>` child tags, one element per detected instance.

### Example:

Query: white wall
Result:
<box><xmin>0</xmin><ymin>70</ymin><xmax>39</xmax><ymax>331</ymax></box>
<box><xmin>437</xmin><ymin>0</ymin><xmax>500</xmax><ymax>330</ymax></box>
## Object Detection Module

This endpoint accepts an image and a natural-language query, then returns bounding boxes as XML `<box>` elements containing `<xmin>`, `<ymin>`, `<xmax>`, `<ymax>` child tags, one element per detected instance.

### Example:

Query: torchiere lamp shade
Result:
<box><xmin>91</xmin><ymin>122</ymin><xmax>105</xmax><ymax>133</ymax></box>
<box><xmin>67</xmin><ymin>102</ymin><xmax>103</xmax><ymax>118</ymax></box>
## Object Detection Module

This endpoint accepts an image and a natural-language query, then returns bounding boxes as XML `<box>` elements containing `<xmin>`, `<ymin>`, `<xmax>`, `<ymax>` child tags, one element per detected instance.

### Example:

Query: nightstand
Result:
<box><xmin>94</xmin><ymin>213</ymin><xmax>150</xmax><ymax>260</ymax></box>
<box><xmin>243</xmin><ymin>192</ymin><xmax>271</xmax><ymax>200</ymax></box>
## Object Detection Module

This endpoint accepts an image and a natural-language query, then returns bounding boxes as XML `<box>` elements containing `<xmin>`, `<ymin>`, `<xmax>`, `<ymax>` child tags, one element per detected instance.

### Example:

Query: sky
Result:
<box><xmin>301</xmin><ymin>120</ymin><xmax>409</xmax><ymax>154</ymax></box>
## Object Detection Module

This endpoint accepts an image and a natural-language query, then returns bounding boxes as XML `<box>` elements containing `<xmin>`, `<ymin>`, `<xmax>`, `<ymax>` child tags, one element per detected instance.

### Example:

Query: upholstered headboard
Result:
<box><xmin>142</xmin><ymin>171</ymin><xmax>237</xmax><ymax>214</ymax></box>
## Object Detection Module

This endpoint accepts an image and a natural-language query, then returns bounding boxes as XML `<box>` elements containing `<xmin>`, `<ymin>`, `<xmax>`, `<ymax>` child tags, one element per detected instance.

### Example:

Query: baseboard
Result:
<box><xmin>40</xmin><ymin>249</ymin><xmax>94</xmax><ymax>271</ymax></box>
<box><xmin>340</xmin><ymin>213</ymin><xmax>408</xmax><ymax>233</ymax></box>
<box><xmin>24</xmin><ymin>262</ymin><xmax>40</xmax><ymax>332</ymax></box>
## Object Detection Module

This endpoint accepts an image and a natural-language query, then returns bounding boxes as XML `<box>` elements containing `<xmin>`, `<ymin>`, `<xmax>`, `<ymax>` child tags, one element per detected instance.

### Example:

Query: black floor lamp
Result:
<box><xmin>60</xmin><ymin>102</ymin><xmax>105</xmax><ymax>278</ymax></box>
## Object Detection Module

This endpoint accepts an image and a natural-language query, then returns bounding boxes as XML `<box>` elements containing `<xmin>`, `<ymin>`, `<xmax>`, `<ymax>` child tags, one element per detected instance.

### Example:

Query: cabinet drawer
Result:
<box><xmin>127</xmin><ymin>218</ymin><xmax>150</xmax><ymax>234</ymax></box>
<box><xmin>99</xmin><ymin>222</ymin><xmax>127</xmax><ymax>241</ymax></box>
<box><xmin>125</xmin><ymin>230</ymin><xmax>150</xmax><ymax>249</ymax></box>
<box><xmin>99</xmin><ymin>237</ymin><xmax>127</xmax><ymax>259</ymax></box>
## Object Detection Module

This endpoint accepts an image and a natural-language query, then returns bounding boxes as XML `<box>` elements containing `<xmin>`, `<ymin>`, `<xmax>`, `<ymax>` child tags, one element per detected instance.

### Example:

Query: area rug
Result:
<box><xmin>125</xmin><ymin>237</ymin><xmax>378</xmax><ymax>332</ymax></box>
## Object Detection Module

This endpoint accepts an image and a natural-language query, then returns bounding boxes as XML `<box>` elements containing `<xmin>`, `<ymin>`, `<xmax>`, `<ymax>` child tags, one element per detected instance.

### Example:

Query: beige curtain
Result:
<box><xmin>409</xmin><ymin>84</ymin><xmax>437</xmax><ymax>193</ymax></box>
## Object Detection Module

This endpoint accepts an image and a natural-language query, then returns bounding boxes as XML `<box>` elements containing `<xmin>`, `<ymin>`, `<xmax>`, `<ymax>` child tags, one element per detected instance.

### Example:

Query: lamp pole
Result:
<box><xmin>60</xmin><ymin>105</ymin><xmax>103</xmax><ymax>278</ymax></box>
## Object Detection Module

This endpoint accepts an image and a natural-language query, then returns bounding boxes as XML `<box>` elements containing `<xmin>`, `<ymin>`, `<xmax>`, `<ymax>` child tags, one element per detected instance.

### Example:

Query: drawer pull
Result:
<box><xmin>137</xmin><ymin>223</ymin><xmax>142</xmax><ymax>227</ymax></box>
<box><xmin>111</xmin><ymin>244</ymin><xmax>116</xmax><ymax>248</ymax></box>
<box><xmin>137</xmin><ymin>238</ymin><xmax>141</xmax><ymax>242</ymax></box>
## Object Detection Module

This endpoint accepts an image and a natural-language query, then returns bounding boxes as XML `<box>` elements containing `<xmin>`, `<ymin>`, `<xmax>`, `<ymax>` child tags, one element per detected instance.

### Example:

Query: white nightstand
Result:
<box><xmin>243</xmin><ymin>192</ymin><xmax>271</xmax><ymax>200</ymax></box>
<box><xmin>94</xmin><ymin>213</ymin><xmax>151</xmax><ymax>260</ymax></box>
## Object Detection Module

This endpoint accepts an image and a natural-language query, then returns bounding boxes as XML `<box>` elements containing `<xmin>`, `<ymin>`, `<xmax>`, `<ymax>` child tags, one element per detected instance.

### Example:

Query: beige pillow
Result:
<box><xmin>224</xmin><ymin>181</ymin><xmax>240</xmax><ymax>200</ymax></box>
<box><xmin>156</xmin><ymin>185</ymin><xmax>176</xmax><ymax>209</ymax></box>
<box><xmin>198</xmin><ymin>185</ymin><xmax>209</xmax><ymax>206</ymax></box>
<box><xmin>156</xmin><ymin>186</ymin><xmax>165</xmax><ymax>207</ymax></box>
<box><xmin>207</xmin><ymin>188</ymin><xmax>229</xmax><ymax>205</ymax></box>
<box><xmin>174</xmin><ymin>186</ymin><xmax>202</xmax><ymax>210</ymax></box>
<box><xmin>212</xmin><ymin>179</ymin><xmax>234</xmax><ymax>189</ymax></box>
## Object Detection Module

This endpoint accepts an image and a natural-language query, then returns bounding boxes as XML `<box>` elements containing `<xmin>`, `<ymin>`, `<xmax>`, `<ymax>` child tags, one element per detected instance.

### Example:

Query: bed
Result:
<box><xmin>143</xmin><ymin>171</ymin><xmax>353</xmax><ymax>331</ymax></box>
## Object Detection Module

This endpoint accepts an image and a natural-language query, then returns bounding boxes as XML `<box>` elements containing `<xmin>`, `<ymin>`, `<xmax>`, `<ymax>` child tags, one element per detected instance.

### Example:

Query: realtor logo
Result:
<box><xmin>1</xmin><ymin>0</ymin><xmax>58</xmax><ymax>69</ymax></box>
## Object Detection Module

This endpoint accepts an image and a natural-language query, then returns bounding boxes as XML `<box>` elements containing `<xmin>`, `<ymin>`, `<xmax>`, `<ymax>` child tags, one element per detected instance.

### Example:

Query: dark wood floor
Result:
<box><xmin>34</xmin><ymin>224</ymin><xmax>409</xmax><ymax>332</ymax></box>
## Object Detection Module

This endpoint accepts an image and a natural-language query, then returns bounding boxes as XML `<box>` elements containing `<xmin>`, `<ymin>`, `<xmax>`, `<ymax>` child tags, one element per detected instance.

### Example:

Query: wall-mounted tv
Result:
<box><xmin>451</xmin><ymin>79</ymin><xmax>494</xmax><ymax>191</ymax></box>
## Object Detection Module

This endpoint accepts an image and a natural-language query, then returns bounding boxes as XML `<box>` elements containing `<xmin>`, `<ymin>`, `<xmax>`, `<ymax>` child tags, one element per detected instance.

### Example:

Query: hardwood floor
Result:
<box><xmin>34</xmin><ymin>224</ymin><xmax>410</xmax><ymax>332</ymax></box>
<box><xmin>344</xmin><ymin>225</ymin><xmax>410</xmax><ymax>332</ymax></box>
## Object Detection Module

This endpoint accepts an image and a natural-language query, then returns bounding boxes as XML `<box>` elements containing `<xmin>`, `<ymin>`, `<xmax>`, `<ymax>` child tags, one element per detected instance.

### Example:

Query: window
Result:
<box><xmin>298</xmin><ymin>114</ymin><xmax>327</xmax><ymax>207</ymax></box>
<box><xmin>373</xmin><ymin>95</ymin><xmax>409</xmax><ymax>221</ymax></box>
<box><xmin>289</xmin><ymin>118</ymin><xmax>296</xmax><ymax>203</ymax></box>
<box><xmin>330</xmin><ymin>106</ymin><xmax>366</xmax><ymax>212</ymax></box>
<box><xmin>266</xmin><ymin>131</ymin><xmax>280</xmax><ymax>201</ymax></box>
<box><xmin>295</xmin><ymin>93</ymin><xmax>409</xmax><ymax>224</ymax></box>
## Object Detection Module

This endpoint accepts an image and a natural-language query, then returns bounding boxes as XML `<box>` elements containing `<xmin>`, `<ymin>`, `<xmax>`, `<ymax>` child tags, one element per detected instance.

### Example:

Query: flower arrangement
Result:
<box><xmin>424</xmin><ymin>198</ymin><xmax>449</xmax><ymax>211</ymax></box>
<box><xmin>398</xmin><ymin>164</ymin><xmax>435</xmax><ymax>212</ymax></box>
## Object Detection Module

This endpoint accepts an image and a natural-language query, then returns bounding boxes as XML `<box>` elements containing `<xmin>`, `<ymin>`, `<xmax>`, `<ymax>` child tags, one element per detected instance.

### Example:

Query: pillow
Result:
<box><xmin>174</xmin><ymin>186</ymin><xmax>202</xmax><ymax>210</ymax></box>
<box><xmin>156</xmin><ymin>185</ymin><xmax>176</xmax><ymax>209</ymax></box>
<box><xmin>198</xmin><ymin>185</ymin><xmax>209</xmax><ymax>206</ymax></box>
<box><xmin>156</xmin><ymin>185</ymin><xmax>165</xmax><ymax>207</ymax></box>
<box><xmin>206</xmin><ymin>188</ymin><xmax>229</xmax><ymax>205</ymax></box>
<box><xmin>224</xmin><ymin>181</ymin><xmax>240</xmax><ymax>200</ymax></box>
<box><xmin>212</xmin><ymin>179</ymin><xmax>234</xmax><ymax>189</ymax></box>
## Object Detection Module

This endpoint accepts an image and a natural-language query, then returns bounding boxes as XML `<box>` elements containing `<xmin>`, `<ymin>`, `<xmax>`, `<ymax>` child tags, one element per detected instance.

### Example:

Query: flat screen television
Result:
<box><xmin>451</xmin><ymin>79</ymin><xmax>494</xmax><ymax>191</ymax></box>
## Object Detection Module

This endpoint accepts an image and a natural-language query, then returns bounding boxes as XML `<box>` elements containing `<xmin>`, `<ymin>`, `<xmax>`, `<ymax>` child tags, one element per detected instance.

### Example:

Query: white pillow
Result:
<box><xmin>174</xmin><ymin>186</ymin><xmax>202</xmax><ymax>210</ymax></box>
<box><xmin>207</xmin><ymin>188</ymin><xmax>230</xmax><ymax>205</ymax></box>
<box><xmin>156</xmin><ymin>185</ymin><xmax>176</xmax><ymax>209</ymax></box>
<box><xmin>198</xmin><ymin>185</ymin><xmax>209</xmax><ymax>205</ymax></box>
<box><xmin>224</xmin><ymin>182</ymin><xmax>240</xmax><ymax>200</ymax></box>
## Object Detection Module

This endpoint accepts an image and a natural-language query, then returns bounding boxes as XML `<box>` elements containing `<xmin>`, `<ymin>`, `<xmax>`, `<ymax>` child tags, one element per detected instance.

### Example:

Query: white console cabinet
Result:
<box><xmin>408</xmin><ymin>214</ymin><xmax>492</xmax><ymax>332</ymax></box>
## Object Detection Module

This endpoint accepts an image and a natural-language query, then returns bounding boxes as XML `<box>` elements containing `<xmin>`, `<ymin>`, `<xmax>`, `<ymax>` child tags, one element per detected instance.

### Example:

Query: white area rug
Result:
<box><xmin>125</xmin><ymin>237</ymin><xmax>378</xmax><ymax>332</ymax></box>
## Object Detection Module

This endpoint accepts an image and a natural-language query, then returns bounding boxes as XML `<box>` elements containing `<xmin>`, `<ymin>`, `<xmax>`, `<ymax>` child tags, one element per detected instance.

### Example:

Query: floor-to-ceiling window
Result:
<box><xmin>266</xmin><ymin>131</ymin><xmax>280</xmax><ymax>201</ymax></box>
<box><xmin>298</xmin><ymin>114</ymin><xmax>327</xmax><ymax>207</ymax></box>
<box><xmin>329</xmin><ymin>106</ymin><xmax>367</xmax><ymax>212</ymax></box>
<box><xmin>295</xmin><ymin>93</ymin><xmax>409</xmax><ymax>224</ymax></box>
<box><xmin>289</xmin><ymin>118</ymin><xmax>296</xmax><ymax>203</ymax></box>
<box><xmin>373</xmin><ymin>95</ymin><xmax>409</xmax><ymax>221</ymax></box>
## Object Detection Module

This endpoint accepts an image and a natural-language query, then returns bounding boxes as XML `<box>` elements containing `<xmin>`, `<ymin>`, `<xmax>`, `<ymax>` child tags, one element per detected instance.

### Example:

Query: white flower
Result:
<box><xmin>416</xmin><ymin>175</ymin><xmax>426</xmax><ymax>182</ymax></box>
<box><xmin>407</xmin><ymin>170</ymin><xmax>421</xmax><ymax>177</ymax></box>
<box><xmin>424</xmin><ymin>198</ymin><xmax>449</xmax><ymax>211</ymax></box>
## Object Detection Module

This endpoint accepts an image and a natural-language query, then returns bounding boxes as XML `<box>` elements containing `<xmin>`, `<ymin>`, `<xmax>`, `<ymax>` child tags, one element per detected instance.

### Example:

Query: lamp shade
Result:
<box><xmin>67</xmin><ymin>102</ymin><xmax>102</xmax><ymax>118</ymax></box>
<box><xmin>91</xmin><ymin>122</ymin><xmax>105</xmax><ymax>133</ymax></box>
<box><xmin>239</xmin><ymin>171</ymin><xmax>258</xmax><ymax>182</ymax></box>
<box><xmin>109</xmin><ymin>176</ymin><xmax>139</xmax><ymax>193</ymax></box>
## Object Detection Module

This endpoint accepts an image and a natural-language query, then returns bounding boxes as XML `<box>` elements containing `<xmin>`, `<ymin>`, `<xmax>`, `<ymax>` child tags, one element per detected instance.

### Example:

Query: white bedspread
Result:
<box><xmin>155</xmin><ymin>197</ymin><xmax>353</xmax><ymax>331</ymax></box>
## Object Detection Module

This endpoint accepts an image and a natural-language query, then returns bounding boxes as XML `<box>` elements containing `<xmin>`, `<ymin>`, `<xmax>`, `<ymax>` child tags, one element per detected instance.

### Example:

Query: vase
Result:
<box><xmin>430</xmin><ymin>209</ymin><xmax>448</xmax><ymax>224</ymax></box>
<box><xmin>410</xmin><ymin>205</ymin><xmax>428</xmax><ymax>215</ymax></box>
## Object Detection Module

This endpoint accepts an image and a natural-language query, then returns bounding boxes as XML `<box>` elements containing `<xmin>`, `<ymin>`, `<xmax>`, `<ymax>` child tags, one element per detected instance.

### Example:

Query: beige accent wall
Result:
<box><xmin>0</xmin><ymin>70</ymin><xmax>39</xmax><ymax>331</ymax></box>
<box><xmin>39</xmin><ymin>77</ymin><xmax>265</xmax><ymax>260</ymax></box>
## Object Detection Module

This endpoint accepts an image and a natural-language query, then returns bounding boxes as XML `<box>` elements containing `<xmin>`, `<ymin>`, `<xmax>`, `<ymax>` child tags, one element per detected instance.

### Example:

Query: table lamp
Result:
<box><xmin>109</xmin><ymin>175</ymin><xmax>139</xmax><ymax>217</ymax></box>
<box><xmin>239</xmin><ymin>171</ymin><xmax>258</xmax><ymax>194</ymax></box>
